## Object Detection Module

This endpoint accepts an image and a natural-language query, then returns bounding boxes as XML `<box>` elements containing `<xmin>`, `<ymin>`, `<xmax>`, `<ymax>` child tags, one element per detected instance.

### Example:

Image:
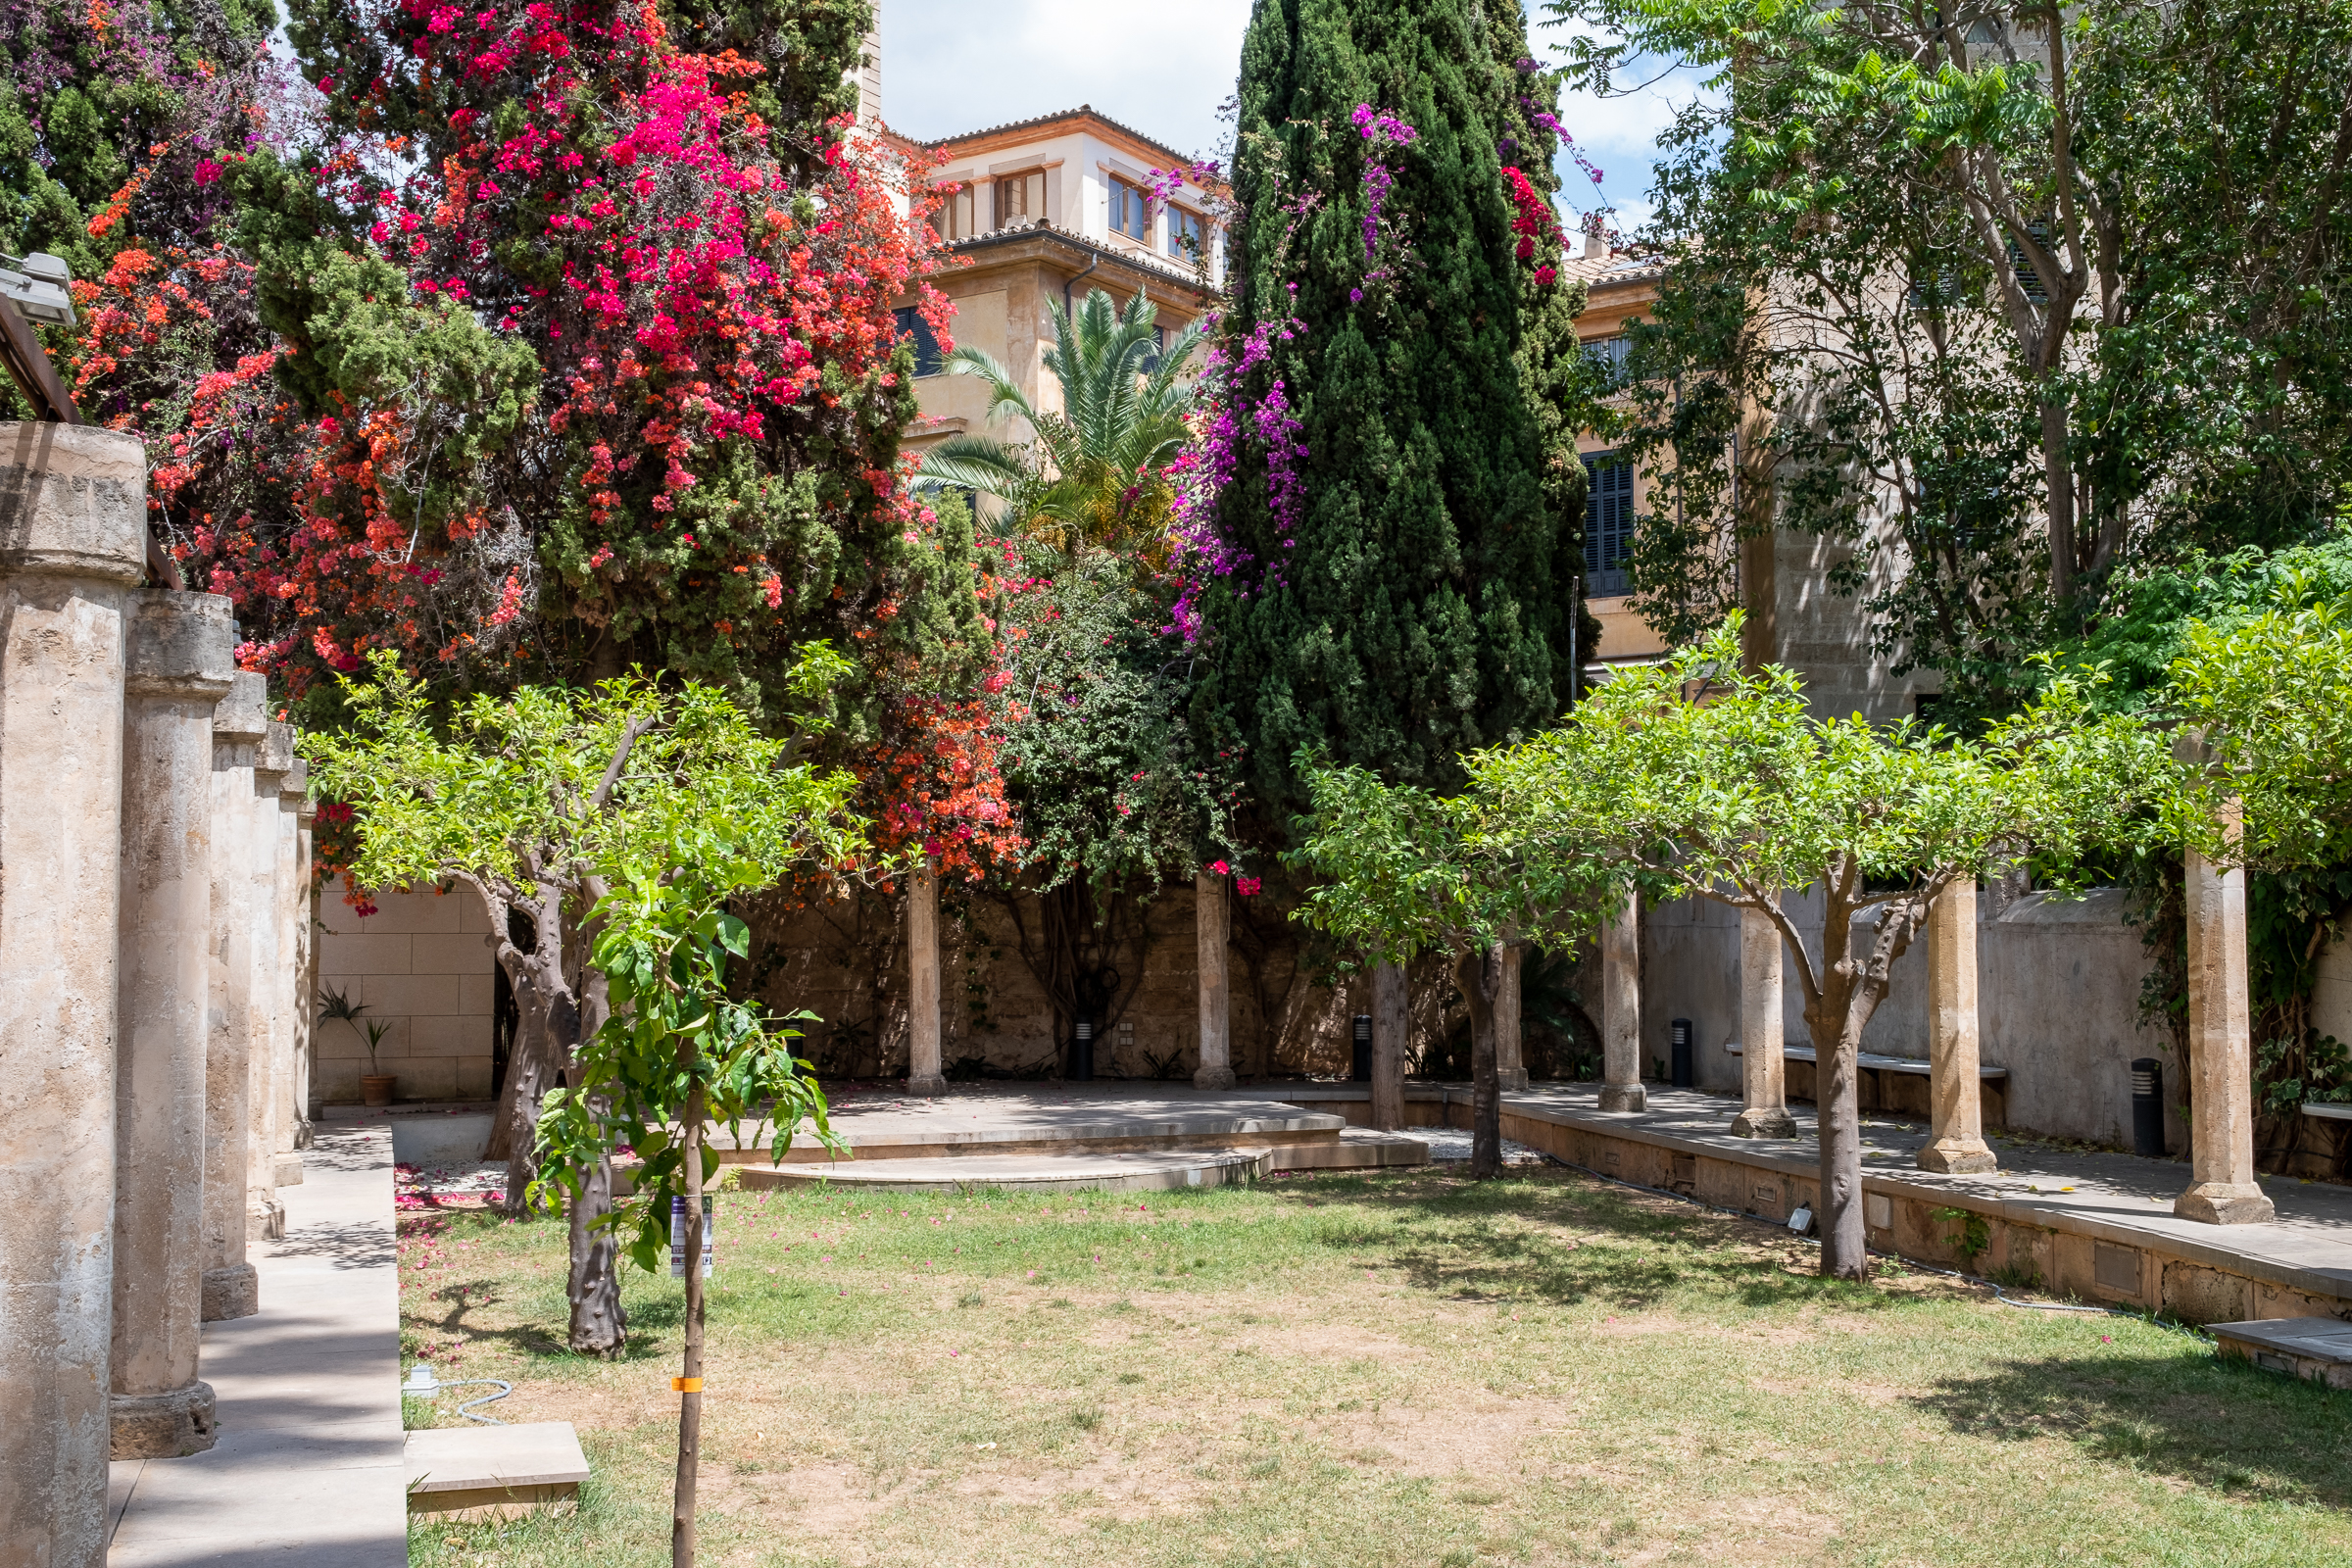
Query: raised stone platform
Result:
<box><xmin>406</xmin><ymin>1421</ymin><xmax>589</xmax><ymax>1519</ymax></box>
<box><xmin>741</xmin><ymin>1145</ymin><xmax>1277</xmax><ymax>1194</ymax></box>
<box><xmin>1496</xmin><ymin>1086</ymin><xmax>2352</xmax><ymax>1324</ymax></box>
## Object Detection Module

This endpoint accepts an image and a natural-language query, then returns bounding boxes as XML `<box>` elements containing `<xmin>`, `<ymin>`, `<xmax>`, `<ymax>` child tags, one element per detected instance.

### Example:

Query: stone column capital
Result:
<box><xmin>255</xmin><ymin>719</ymin><xmax>295</xmax><ymax>786</ymax></box>
<box><xmin>0</xmin><ymin>421</ymin><xmax>148</xmax><ymax>583</ymax></box>
<box><xmin>213</xmin><ymin>669</ymin><xmax>268</xmax><ymax>745</ymax></box>
<box><xmin>124</xmin><ymin>590</ymin><xmax>236</xmax><ymax>701</ymax></box>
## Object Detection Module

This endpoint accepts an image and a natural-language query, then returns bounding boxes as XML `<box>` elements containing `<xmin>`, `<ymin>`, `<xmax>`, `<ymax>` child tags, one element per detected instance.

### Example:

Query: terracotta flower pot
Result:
<box><xmin>362</xmin><ymin>1074</ymin><xmax>397</xmax><ymax>1107</ymax></box>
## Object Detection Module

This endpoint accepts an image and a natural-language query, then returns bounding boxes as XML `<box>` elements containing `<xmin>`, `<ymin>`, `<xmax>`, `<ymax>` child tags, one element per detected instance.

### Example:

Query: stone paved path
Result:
<box><xmin>108</xmin><ymin>1124</ymin><xmax>405</xmax><ymax>1566</ymax></box>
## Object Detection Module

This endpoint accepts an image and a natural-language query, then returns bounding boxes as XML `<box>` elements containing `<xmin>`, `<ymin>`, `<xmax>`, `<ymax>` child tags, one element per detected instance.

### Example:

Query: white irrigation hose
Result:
<box><xmin>1542</xmin><ymin>1153</ymin><xmax>2214</xmax><ymax>1344</ymax></box>
<box><xmin>402</xmin><ymin>1363</ymin><xmax>514</xmax><ymax>1424</ymax></box>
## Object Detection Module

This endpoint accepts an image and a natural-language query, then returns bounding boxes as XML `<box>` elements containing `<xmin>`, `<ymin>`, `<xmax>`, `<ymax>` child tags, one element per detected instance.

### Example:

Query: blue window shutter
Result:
<box><xmin>1582</xmin><ymin>452</ymin><xmax>1636</xmax><ymax>592</ymax></box>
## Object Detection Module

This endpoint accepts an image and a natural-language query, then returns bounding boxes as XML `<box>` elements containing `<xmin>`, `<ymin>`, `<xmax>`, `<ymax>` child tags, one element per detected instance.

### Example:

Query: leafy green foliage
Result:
<box><xmin>1194</xmin><ymin>0</ymin><xmax>1584</xmax><ymax>822</ymax></box>
<box><xmin>918</xmin><ymin>290</ymin><xmax>1201</xmax><ymax>561</ymax></box>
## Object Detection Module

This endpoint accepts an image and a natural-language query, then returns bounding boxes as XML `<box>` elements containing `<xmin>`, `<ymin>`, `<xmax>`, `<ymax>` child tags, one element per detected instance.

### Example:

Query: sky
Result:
<box><xmin>877</xmin><ymin>0</ymin><xmax>1711</xmax><ymax>240</ymax></box>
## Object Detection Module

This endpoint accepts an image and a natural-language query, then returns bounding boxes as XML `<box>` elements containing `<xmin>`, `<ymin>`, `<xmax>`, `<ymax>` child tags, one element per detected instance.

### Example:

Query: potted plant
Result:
<box><xmin>320</xmin><ymin>987</ymin><xmax>399</xmax><ymax>1106</ymax></box>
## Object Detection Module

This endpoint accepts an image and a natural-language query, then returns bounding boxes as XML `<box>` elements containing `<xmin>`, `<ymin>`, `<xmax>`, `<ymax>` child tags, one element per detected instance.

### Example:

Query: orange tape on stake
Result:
<box><xmin>672</xmin><ymin>1377</ymin><xmax>703</xmax><ymax>1393</ymax></box>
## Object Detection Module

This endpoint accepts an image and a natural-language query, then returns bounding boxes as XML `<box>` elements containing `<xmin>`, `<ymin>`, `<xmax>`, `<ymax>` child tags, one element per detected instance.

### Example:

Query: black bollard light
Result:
<box><xmin>1670</xmin><ymin>1017</ymin><xmax>1695</xmax><ymax>1088</ymax></box>
<box><xmin>1070</xmin><ymin>1017</ymin><xmax>1095</xmax><ymax>1082</ymax></box>
<box><xmin>2131</xmin><ymin>1057</ymin><xmax>2166</xmax><ymax>1157</ymax></box>
<box><xmin>1352</xmin><ymin>1014</ymin><xmax>1373</xmax><ymax>1083</ymax></box>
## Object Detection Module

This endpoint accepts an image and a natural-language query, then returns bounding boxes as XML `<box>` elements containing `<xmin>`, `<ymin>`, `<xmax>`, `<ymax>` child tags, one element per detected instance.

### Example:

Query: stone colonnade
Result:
<box><xmin>0</xmin><ymin>423</ymin><xmax>317</xmax><ymax>1568</ymax></box>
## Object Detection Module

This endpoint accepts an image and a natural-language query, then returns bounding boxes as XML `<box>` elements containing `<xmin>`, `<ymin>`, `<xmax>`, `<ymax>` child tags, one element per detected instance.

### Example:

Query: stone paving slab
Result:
<box><xmin>710</xmin><ymin>1084</ymin><xmax>1348</xmax><ymax>1157</ymax></box>
<box><xmin>1503</xmin><ymin>1085</ymin><xmax>2352</xmax><ymax>1304</ymax></box>
<box><xmin>738</xmin><ymin>1145</ymin><xmax>1276</xmax><ymax>1193</ymax></box>
<box><xmin>108</xmin><ymin>1125</ymin><xmax>405</xmax><ymax>1567</ymax></box>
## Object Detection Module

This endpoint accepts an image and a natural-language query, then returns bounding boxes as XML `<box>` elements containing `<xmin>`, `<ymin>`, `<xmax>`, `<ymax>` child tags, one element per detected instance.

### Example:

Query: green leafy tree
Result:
<box><xmin>917</xmin><ymin>289</ymin><xmax>1202</xmax><ymax>559</ymax></box>
<box><xmin>301</xmin><ymin>643</ymin><xmax>858</xmax><ymax>1350</ymax></box>
<box><xmin>1555</xmin><ymin>0</ymin><xmax>2352</xmax><ymax>703</ymax></box>
<box><xmin>1194</xmin><ymin>0</ymin><xmax>1582</xmax><ymax>821</ymax></box>
<box><xmin>536</xmin><ymin>738</ymin><xmax>858</xmax><ymax>1566</ymax></box>
<box><xmin>1473</xmin><ymin>621</ymin><xmax>2164</xmax><ymax>1276</ymax></box>
<box><xmin>1289</xmin><ymin>760</ymin><xmax>1604</xmax><ymax>1176</ymax></box>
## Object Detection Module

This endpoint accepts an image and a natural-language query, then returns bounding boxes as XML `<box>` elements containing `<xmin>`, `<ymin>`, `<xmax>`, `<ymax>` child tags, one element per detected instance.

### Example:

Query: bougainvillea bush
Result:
<box><xmin>14</xmin><ymin>0</ymin><xmax>1018</xmax><ymax>865</ymax></box>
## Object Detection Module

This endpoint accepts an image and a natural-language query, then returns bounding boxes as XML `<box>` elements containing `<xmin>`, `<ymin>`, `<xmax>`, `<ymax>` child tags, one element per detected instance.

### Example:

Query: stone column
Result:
<box><xmin>0</xmin><ymin>419</ymin><xmax>148</xmax><ymax>1568</ymax></box>
<box><xmin>2176</xmin><ymin>806</ymin><xmax>2277</xmax><ymax>1224</ymax></box>
<box><xmin>1731</xmin><ymin>906</ymin><xmax>1796</xmax><ymax>1138</ymax></box>
<box><xmin>1194</xmin><ymin>869</ymin><xmax>1235</xmax><ymax>1090</ymax></box>
<box><xmin>111</xmin><ymin>589</ymin><xmax>235</xmax><ymax>1458</ymax></box>
<box><xmin>270</xmin><ymin>759</ymin><xmax>306</xmax><ymax>1187</ymax></box>
<box><xmin>906</xmin><ymin>858</ymin><xmax>945</xmax><ymax>1096</ymax></box>
<box><xmin>1494</xmin><ymin>942</ymin><xmax>1528</xmax><ymax>1091</ymax></box>
<box><xmin>203</xmin><ymin>670</ymin><xmax>267</xmax><ymax>1322</ymax></box>
<box><xmin>1598</xmin><ymin>891</ymin><xmax>1645</xmax><ymax>1111</ymax></box>
<box><xmin>292</xmin><ymin>775</ymin><xmax>316</xmax><ymax>1146</ymax></box>
<box><xmin>1919</xmin><ymin>879</ymin><xmax>1997</xmax><ymax>1174</ymax></box>
<box><xmin>1371</xmin><ymin>957</ymin><xmax>1406</xmax><ymax>1130</ymax></box>
<box><xmin>244</xmin><ymin>721</ymin><xmax>292</xmax><ymax>1240</ymax></box>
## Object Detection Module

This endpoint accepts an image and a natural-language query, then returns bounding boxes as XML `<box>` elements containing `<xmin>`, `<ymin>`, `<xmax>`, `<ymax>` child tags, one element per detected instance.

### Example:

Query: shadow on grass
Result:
<box><xmin>1295</xmin><ymin>1167</ymin><xmax>1913</xmax><ymax>1315</ymax></box>
<box><xmin>1907</xmin><ymin>1347</ymin><xmax>2352</xmax><ymax>1507</ymax></box>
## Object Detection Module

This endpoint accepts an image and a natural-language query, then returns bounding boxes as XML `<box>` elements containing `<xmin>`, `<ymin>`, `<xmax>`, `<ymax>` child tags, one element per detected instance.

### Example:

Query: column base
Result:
<box><xmin>1729</xmin><ymin>1105</ymin><xmax>1797</xmax><ymax>1139</ymax></box>
<box><xmin>2174</xmin><ymin>1181</ymin><xmax>2277</xmax><ymax>1225</ymax></box>
<box><xmin>293</xmin><ymin>1115</ymin><xmax>316</xmax><ymax>1152</ymax></box>
<box><xmin>1917</xmin><ymin>1138</ymin><xmax>1998</xmax><ymax>1174</ymax></box>
<box><xmin>111</xmin><ymin>1381</ymin><xmax>219</xmax><ymax>1458</ymax></box>
<box><xmin>1497</xmin><ymin>1069</ymin><xmax>1530</xmax><ymax>1092</ymax></box>
<box><xmin>248</xmin><ymin>1199</ymin><xmax>284</xmax><ymax>1242</ymax></box>
<box><xmin>1596</xmin><ymin>1083</ymin><xmax>1646</xmax><ymax>1112</ymax></box>
<box><xmin>201</xmin><ymin>1263</ymin><xmax>258</xmax><ymax>1321</ymax></box>
<box><xmin>906</xmin><ymin>1074</ymin><xmax>948</xmax><ymax>1099</ymax></box>
<box><xmin>273</xmin><ymin>1152</ymin><xmax>306</xmax><ymax>1187</ymax></box>
<box><xmin>1193</xmin><ymin>1065</ymin><xmax>1237</xmax><ymax>1091</ymax></box>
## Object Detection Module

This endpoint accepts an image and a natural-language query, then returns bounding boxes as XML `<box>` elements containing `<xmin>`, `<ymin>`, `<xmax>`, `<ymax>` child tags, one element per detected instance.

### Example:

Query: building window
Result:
<box><xmin>1584</xmin><ymin>451</ymin><xmax>1635</xmax><ymax>597</ymax></box>
<box><xmin>1109</xmin><ymin>175</ymin><xmax>1152</xmax><ymax>242</ymax></box>
<box><xmin>995</xmin><ymin>170</ymin><xmax>1047</xmax><ymax>228</ymax></box>
<box><xmin>1583</xmin><ymin>333</ymin><xmax>1632</xmax><ymax>386</ymax></box>
<box><xmin>893</xmin><ymin>306</ymin><xmax>943</xmax><ymax>376</ymax></box>
<box><xmin>1167</xmin><ymin>205</ymin><xmax>1206</xmax><ymax>260</ymax></box>
<box><xmin>936</xmin><ymin>182</ymin><xmax>980</xmax><ymax>241</ymax></box>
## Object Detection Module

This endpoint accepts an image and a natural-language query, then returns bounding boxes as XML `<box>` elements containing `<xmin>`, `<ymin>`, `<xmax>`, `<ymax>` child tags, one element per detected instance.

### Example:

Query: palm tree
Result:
<box><xmin>913</xmin><ymin>288</ymin><xmax>1201</xmax><ymax>556</ymax></box>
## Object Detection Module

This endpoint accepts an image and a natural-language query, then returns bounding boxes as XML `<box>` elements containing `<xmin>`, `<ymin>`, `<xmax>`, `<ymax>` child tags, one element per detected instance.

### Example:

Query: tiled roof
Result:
<box><xmin>1556</xmin><ymin>248</ymin><xmax>1668</xmax><ymax>290</ymax></box>
<box><xmin>946</xmin><ymin>219</ymin><xmax>1213</xmax><ymax>293</ymax></box>
<box><xmin>922</xmin><ymin>105</ymin><xmax>1200</xmax><ymax>175</ymax></box>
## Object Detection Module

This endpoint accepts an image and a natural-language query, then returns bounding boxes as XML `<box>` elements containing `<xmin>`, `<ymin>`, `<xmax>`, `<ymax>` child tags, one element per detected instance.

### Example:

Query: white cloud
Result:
<box><xmin>876</xmin><ymin>0</ymin><xmax>1716</xmax><ymax>234</ymax></box>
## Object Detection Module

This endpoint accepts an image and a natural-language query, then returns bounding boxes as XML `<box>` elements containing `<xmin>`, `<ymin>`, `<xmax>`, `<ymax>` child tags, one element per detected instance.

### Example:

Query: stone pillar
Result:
<box><xmin>111</xmin><ymin>589</ymin><xmax>235</xmax><ymax>1458</ymax></box>
<box><xmin>906</xmin><ymin>858</ymin><xmax>945</xmax><ymax>1097</ymax></box>
<box><xmin>292</xmin><ymin>773</ymin><xmax>316</xmax><ymax>1146</ymax></box>
<box><xmin>1731</xmin><ymin>906</ymin><xmax>1796</xmax><ymax>1138</ymax></box>
<box><xmin>2176</xmin><ymin>807</ymin><xmax>2277</xmax><ymax>1225</ymax></box>
<box><xmin>244</xmin><ymin>721</ymin><xmax>292</xmax><ymax>1241</ymax></box>
<box><xmin>1194</xmin><ymin>869</ymin><xmax>1235</xmax><ymax>1090</ymax></box>
<box><xmin>1371</xmin><ymin>957</ymin><xmax>1406</xmax><ymax>1131</ymax></box>
<box><xmin>1919</xmin><ymin>880</ymin><xmax>1997</xmax><ymax>1173</ymax></box>
<box><xmin>0</xmin><ymin>419</ymin><xmax>148</xmax><ymax>1568</ymax></box>
<box><xmin>270</xmin><ymin>759</ymin><xmax>306</xmax><ymax>1187</ymax></box>
<box><xmin>203</xmin><ymin>670</ymin><xmax>267</xmax><ymax>1322</ymax></box>
<box><xmin>1598</xmin><ymin>891</ymin><xmax>1645</xmax><ymax>1111</ymax></box>
<box><xmin>1494</xmin><ymin>942</ymin><xmax>1528</xmax><ymax>1092</ymax></box>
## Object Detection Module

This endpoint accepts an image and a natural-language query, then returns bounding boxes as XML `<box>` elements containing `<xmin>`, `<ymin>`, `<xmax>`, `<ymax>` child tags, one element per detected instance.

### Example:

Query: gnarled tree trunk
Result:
<box><xmin>1452</xmin><ymin>942</ymin><xmax>1504</xmax><ymax>1180</ymax></box>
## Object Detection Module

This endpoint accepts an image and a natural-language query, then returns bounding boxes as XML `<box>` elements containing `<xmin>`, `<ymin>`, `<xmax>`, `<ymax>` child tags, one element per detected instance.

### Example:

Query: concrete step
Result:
<box><xmin>709</xmin><ymin>1091</ymin><xmax>1348</xmax><ymax>1166</ymax></box>
<box><xmin>735</xmin><ymin>1146</ymin><xmax>1275</xmax><ymax>1194</ymax></box>
<box><xmin>1268</xmin><ymin>1127</ymin><xmax>1430</xmax><ymax>1171</ymax></box>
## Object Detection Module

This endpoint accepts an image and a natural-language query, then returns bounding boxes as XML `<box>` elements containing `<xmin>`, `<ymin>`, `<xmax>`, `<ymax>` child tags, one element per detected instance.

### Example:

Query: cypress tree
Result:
<box><xmin>1193</xmin><ymin>0</ymin><xmax>1585</xmax><ymax>819</ymax></box>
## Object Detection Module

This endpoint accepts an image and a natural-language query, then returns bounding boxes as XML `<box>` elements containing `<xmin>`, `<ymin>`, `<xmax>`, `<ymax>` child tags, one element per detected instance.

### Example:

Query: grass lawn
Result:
<box><xmin>400</xmin><ymin>1164</ymin><xmax>2352</xmax><ymax>1568</ymax></box>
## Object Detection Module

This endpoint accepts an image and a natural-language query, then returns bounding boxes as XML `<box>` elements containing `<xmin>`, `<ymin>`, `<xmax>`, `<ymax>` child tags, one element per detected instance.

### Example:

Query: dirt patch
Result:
<box><xmin>1340</xmin><ymin>1396</ymin><xmax>1555</xmax><ymax>1478</ymax></box>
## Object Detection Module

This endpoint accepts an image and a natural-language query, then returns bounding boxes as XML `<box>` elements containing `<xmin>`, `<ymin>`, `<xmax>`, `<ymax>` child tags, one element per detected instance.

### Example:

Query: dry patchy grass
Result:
<box><xmin>399</xmin><ymin>1166</ymin><xmax>2352</xmax><ymax>1567</ymax></box>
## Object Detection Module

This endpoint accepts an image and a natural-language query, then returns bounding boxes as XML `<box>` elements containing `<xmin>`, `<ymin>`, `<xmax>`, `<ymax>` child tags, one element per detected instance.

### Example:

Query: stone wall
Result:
<box><xmin>315</xmin><ymin>884</ymin><xmax>499</xmax><ymax>1103</ymax></box>
<box><xmin>1640</xmin><ymin>884</ymin><xmax>2181</xmax><ymax>1150</ymax></box>
<box><xmin>741</xmin><ymin>881</ymin><xmax>1480</xmax><ymax>1083</ymax></box>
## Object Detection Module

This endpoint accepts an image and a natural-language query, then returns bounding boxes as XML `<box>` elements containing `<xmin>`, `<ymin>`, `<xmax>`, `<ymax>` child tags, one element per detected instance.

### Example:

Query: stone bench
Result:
<box><xmin>1726</xmin><ymin>1043</ymin><xmax>2008</xmax><ymax>1125</ymax></box>
<box><xmin>407</xmin><ymin>1421</ymin><xmax>588</xmax><ymax>1520</ymax></box>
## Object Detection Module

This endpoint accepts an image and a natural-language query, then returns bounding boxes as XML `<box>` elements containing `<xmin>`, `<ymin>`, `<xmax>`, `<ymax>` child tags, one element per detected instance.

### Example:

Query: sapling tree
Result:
<box><xmin>1288</xmin><ymin>764</ymin><xmax>1604</xmax><ymax>1177</ymax></box>
<box><xmin>301</xmin><ymin>643</ymin><xmax>856</xmax><ymax>1351</ymax></box>
<box><xmin>1473</xmin><ymin>620</ymin><xmax>2162</xmax><ymax>1275</ymax></box>
<box><xmin>533</xmin><ymin>705</ymin><xmax>861</xmax><ymax>1568</ymax></box>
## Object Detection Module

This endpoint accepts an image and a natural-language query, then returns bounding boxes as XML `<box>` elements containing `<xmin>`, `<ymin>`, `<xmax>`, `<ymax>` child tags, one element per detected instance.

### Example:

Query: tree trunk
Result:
<box><xmin>2042</xmin><ymin>395</ymin><xmax>2076</xmax><ymax>608</ymax></box>
<box><xmin>565</xmin><ymin>939</ymin><xmax>623</xmax><ymax>1353</ymax></box>
<box><xmin>1454</xmin><ymin>946</ymin><xmax>1502</xmax><ymax>1180</ymax></box>
<box><xmin>672</xmin><ymin>1077</ymin><xmax>705</xmax><ymax>1568</ymax></box>
<box><xmin>1806</xmin><ymin>977</ymin><xmax>1869</xmax><ymax>1280</ymax></box>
